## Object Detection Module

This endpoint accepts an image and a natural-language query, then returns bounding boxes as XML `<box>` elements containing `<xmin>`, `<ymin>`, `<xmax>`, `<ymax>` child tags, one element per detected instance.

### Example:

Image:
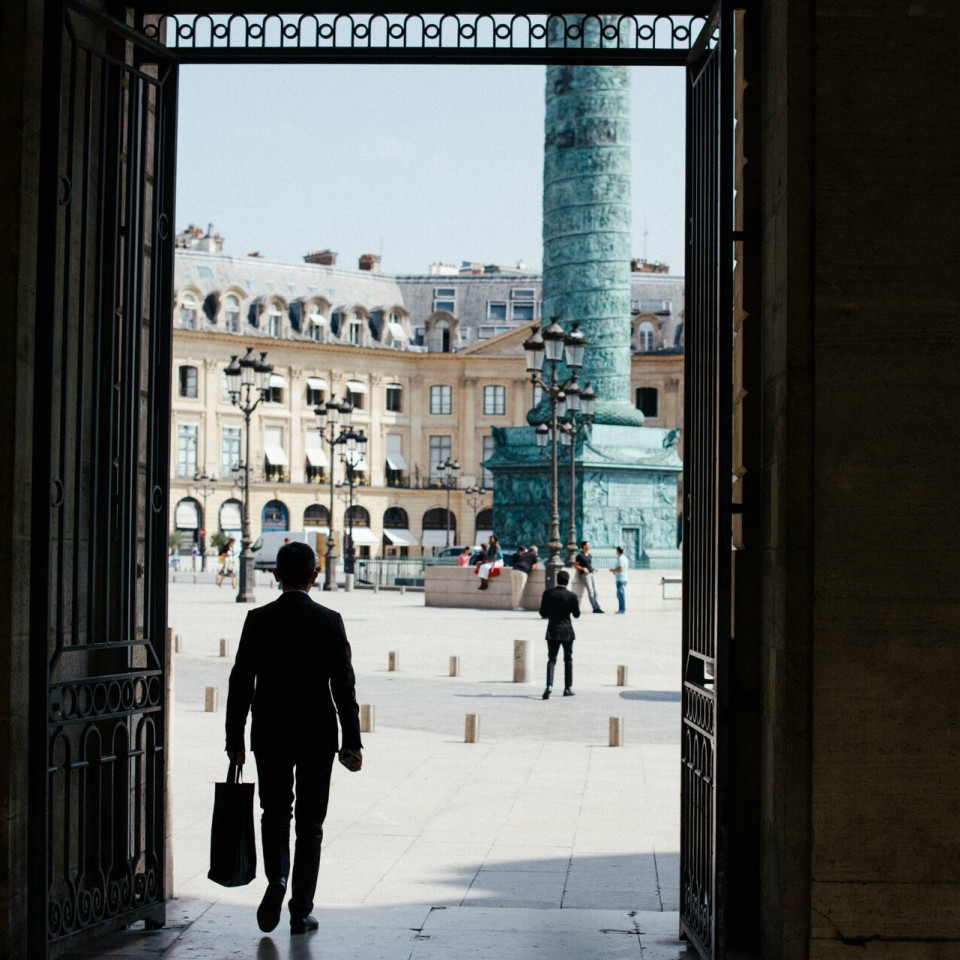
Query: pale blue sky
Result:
<box><xmin>175</xmin><ymin>63</ymin><xmax>685</xmax><ymax>274</ymax></box>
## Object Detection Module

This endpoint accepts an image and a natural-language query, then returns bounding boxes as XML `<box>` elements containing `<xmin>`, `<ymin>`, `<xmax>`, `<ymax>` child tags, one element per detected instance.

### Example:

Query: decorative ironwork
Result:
<box><xmin>30</xmin><ymin>0</ymin><xmax>176</xmax><ymax>951</ymax></box>
<box><xmin>137</xmin><ymin>11</ymin><xmax>708</xmax><ymax>63</ymax></box>
<box><xmin>680</xmin><ymin>3</ymin><xmax>732</xmax><ymax>958</ymax></box>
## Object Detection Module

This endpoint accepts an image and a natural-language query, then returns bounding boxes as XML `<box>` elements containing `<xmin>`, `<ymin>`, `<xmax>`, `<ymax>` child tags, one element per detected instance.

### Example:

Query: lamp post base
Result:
<box><xmin>545</xmin><ymin>551</ymin><xmax>564</xmax><ymax>590</ymax></box>
<box><xmin>324</xmin><ymin>552</ymin><xmax>338</xmax><ymax>591</ymax></box>
<box><xmin>236</xmin><ymin>552</ymin><xmax>256</xmax><ymax>603</ymax></box>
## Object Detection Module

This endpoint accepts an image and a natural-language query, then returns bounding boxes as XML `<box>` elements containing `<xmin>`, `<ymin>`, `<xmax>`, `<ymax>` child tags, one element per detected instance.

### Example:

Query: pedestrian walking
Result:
<box><xmin>225</xmin><ymin>541</ymin><xmax>363</xmax><ymax>935</ymax></box>
<box><xmin>539</xmin><ymin>569</ymin><xmax>580</xmax><ymax>698</ymax></box>
<box><xmin>217</xmin><ymin>537</ymin><xmax>239</xmax><ymax>589</ymax></box>
<box><xmin>573</xmin><ymin>540</ymin><xmax>604</xmax><ymax>613</ymax></box>
<box><xmin>609</xmin><ymin>545</ymin><xmax>629</xmax><ymax>613</ymax></box>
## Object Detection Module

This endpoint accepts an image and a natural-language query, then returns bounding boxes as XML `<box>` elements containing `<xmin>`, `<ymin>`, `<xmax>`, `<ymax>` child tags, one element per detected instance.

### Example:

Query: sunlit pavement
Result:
<box><xmin>63</xmin><ymin>572</ymin><xmax>690</xmax><ymax>959</ymax></box>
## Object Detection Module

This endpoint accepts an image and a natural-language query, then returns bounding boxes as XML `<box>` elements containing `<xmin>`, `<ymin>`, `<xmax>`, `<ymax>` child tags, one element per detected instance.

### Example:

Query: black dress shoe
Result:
<box><xmin>290</xmin><ymin>914</ymin><xmax>319</xmax><ymax>935</ymax></box>
<box><xmin>257</xmin><ymin>882</ymin><xmax>286</xmax><ymax>933</ymax></box>
<box><xmin>542</xmin><ymin>688</ymin><xmax>551</xmax><ymax>699</ymax></box>
<box><xmin>563</xmin><ymin>688</ymin><xmax>575</xmax><ymax>696</ymax></box>
<box><xmin>593</xmin><ymin>609</ymin><xmax>604</xmax><ymax>614</ymax></box>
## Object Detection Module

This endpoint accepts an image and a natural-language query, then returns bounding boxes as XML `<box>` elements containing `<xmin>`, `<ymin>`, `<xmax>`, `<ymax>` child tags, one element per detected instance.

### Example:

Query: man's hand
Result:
<box><xmin>338</xmin><ymin>747</ymin><xmax>362</xmax><ymax>772</ymax></box>
<box><xmin>227</xmin><ymin>748</ymin><xmax>246</xmax><ymax>766</ymax></box>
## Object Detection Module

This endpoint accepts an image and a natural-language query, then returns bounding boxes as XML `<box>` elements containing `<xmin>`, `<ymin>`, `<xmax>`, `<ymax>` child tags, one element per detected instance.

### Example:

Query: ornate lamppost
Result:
<box><xmin>524</xmin><ymin>318</ymin><xmax>589</xmax><ymax>588</ymax></box>
<box><xmin>464</xmin><ymin>485</ymin><xmax>488</xmax><ymax>543</ymax></box>
<box><xmin>560</xmin><ymin>382</ymin><xmax>597</xmax><ymax>564</ymax></box>
<box><xmin>224</xmin><ymin>348</ymin><xmax>273</xmax><ymax>603</ymax></box>
<box><xmin>437</xmin><ymin>456</ymin><xmax>460</xmax><ymax>547</ymax></box>
<box><xmin>314</xmin><ymin>397</ymin><xmax>354</xmax><ymax>590</ymax></box>
<box><xmin>190</xmin><ymin>469</ymin><xmax>218</xmax><ymax>571</ymax></box>
<box><xmin>336</xmin><ymin>429</ymin><xmax>368</xmax><ymax>575</ymax></box>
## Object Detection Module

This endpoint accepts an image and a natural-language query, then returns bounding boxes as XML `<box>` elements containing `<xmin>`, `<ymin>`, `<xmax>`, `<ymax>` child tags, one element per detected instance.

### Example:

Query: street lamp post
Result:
<box><xmin>336</xmin><ymin>429</ymin><xmax>368</xmax><ymax>575</ymax></box>
<box><xmin>225</xmin><ymin>348</ymin><xmax>273</xmax><ymax>603</ymax></box>
<box><xmin>464</xmin><ymin>485</ymin><xmax>488</xmax><ymax>543</ymax></box>
<box><xmin>190</xmin><ymin>470</ymin><xmax>218</xmax><ymax>571</ymax></box>
<box><xmin>438</xmin><ymin>457</ymin><xmax>460</xmax><ymax>547</ymax></box>
<box><xmin>524</xmin><ymin>318</ymin><xmax>590</xmax><ymax>589</ymax></box>
<box><xmin>315</xmin><ymin>398</ymin><xmax>354</xmax><ymax>590</ymax></box>
<box><xmin>562</xmin><ymin>382</ymin><xmax>596</xmax><ymax>564</ymax></box>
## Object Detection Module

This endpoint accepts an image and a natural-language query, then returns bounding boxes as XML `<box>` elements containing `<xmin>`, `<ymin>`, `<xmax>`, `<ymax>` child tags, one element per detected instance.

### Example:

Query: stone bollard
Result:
<box><xmin>344</xmin><ymin>573</ymin><xmax>354</xmax><ymax>592</ymax></box>
<box><xmin>388</xmin><ymin>651</ymin><xmax>399</xmax><ymax>672</ymax></box>
<box><xmin>464</xmin><ymin>714</ymin><xmax>480</xmax><ymax>743</ymax></box>
<box><xmin>617</xmin><ymin>665</ymin><xmax>628</xmax><ymax>686</ymax></box>
<box><xmin>513</xmin><ymin>640</ymin><xmax>530</xmax><ymax>683</ymax></box>
<box><xmin>192</xmin><ymin>574</ymin><xmax>197</xmax><ymax>584</ymax></box>
<box><xmin>175</xmin><ymin>633</ymin><xmax>181</xmax><ymax>653</ymax></box>
<box><xmin>167</xmin><ymin>627</ymin><xmax>175</xmax><ymax>653</ymax></box>
<box><xmin>360</xmin><ymin>704</ymin><xmax>375</xmax><ymax>733</ymax></box>
<box><xmin>219</xmin><ymin>639</ymin><xmax>229</xmax><ymax>658</ymax></box>
<box><xmin>373</xmin><ymin>581</ymin><xmax>379</xmax><ymax>594</ymax></box>
<box><xmin>449</xmin><ymin>655</ymin><xmax>460</xmax><ymax>677</ymax></box>
<box><xmin>204</xmin><ymin>687</ymin><xmax>219</xmax><ymax>713</ymax></box>
<box><xmin>609</xmin><ymin>717</ymin><xmax>624</xmax><ymax>747</ymax></box>
<box><xmin>400</xmin><ymin>585</ymin><xmax>406</xmax><ymax>596</ymax></box>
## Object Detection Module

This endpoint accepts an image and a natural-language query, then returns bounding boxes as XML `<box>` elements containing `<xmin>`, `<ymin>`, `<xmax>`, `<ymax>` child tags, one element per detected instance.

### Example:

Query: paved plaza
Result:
<box><xmin>64</xmin><ymin>572</ymin><xmax>689</xmax><ymax>960</ymax></box>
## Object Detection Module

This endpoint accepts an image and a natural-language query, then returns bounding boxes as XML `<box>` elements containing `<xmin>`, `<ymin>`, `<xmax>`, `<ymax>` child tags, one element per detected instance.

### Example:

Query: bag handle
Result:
<box><xmin>226</xmin><ymin>761</ymin><xmax>244</xmax><ymax>785</ymax></box>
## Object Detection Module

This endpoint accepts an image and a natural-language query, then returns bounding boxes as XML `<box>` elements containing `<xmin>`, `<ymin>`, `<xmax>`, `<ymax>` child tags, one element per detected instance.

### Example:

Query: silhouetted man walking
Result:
<box><xmin>226</xmin><ymin>542</ymin><xmax>362</xmax><ymax>935</ymax></box>
<box><xmin>539</xmin><ymin>569</ymin><xmax>581</xmax><ymax>699</ymax></box>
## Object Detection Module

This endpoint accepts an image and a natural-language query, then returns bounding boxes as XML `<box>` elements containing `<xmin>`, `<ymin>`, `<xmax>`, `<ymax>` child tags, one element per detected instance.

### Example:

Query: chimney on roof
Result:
<box><xmin>304</xmin><ymin>249</ymin><xmax>337</xmax><ymax>266</ymax></box>
<box><xmin>631</xmin><ymin>258</ymin><xmax>670</xmax><ymax>274</ymax></box>
<box><xmin>358</xmin><ymin>253</ymin><xmax>381</xmax><ymax>272</ymax></box>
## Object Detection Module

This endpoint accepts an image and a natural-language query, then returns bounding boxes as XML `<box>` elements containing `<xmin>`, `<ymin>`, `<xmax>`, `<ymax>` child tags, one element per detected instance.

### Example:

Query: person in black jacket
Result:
<box><xmin>538</xmin><ymin>569</ymin><xmax>581</xmax><ymax>699</ymax></box>
<box><xmin>225</xmin><ymin>541</ymin><xmax>362</xmax><ymax>935</ymax></box>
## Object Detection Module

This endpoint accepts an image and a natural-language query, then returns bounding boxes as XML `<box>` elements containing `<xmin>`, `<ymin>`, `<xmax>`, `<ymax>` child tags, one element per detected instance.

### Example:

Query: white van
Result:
<box><xmin>253</xmin><ymin>530</ymin><xmax>318</xmax><ymax>571</ymax></box>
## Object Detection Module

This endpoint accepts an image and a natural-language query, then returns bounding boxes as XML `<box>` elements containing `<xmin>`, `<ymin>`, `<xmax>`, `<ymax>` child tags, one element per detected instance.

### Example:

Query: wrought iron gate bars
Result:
<box><xmin>30</xmin><ymin>0</ymin><xmax>176</xmax><ymax>952</ymax></box>
<box><xmin>135</xmin><ymin>10</ymin><xmax>709</xmax><ymax>63</ymax></box>
<box><xmin>680</xmin><ymin>2</ymin><xmax>732</xmax><ymax>958</ymax></box>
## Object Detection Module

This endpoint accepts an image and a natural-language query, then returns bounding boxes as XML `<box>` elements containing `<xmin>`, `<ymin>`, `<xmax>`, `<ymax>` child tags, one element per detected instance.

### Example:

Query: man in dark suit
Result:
<box><xmin>538</xmin><ymin>569</ymin><xmax>581</xmax><ymax>699</ymax></box>
<box><xmin>226</xmin><ymin>541</ymin><xmax>362</xmax><ymax>935</ymax></box>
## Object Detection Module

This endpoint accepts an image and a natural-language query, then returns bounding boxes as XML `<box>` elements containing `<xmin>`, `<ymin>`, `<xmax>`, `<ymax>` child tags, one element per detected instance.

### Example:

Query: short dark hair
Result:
<box><xmin>557</xmin><ymin>570</ymin><xmax>570</xmax><ymax>586</ymax></box>
<box><xmin>580</xmin><ymin>540</ymin><xmax>589</xmax><ymax>549</ymax></box>
<box><xmin>276</xmin><ymin>541</ymin><xmax>316</xmax><ymax>587</ymax></box>
<box><xmin>616</xmin><ymin>545</ymin><xmax>624</xmax><ymax>554</ymax></box>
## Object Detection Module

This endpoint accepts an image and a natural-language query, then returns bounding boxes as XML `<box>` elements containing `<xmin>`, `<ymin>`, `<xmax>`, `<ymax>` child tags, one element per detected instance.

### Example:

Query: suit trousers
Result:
<box><xmin>545</xmin><ymin>632</ymin><xmax>574</xmax><ymax>690</ymax></box>
<box><xmin>255</xmin><ymin>747</ymin><xmax>335</xmax><ymax>920</ymax></box>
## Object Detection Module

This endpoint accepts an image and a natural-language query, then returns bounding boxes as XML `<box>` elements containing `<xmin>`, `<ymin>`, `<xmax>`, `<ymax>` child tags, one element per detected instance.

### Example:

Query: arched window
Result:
<box><xmin>637</xmin><ymin>321</ymin><xmax>657</xmax><ymax>353</ymax></box>
<box><xmin>344</xmin><ymin>504</ymin><xmax>370</xmax><ymax>527</ymax></box>
<box><xmin>261</xmin><ymin>500</ymin><xmax>289</xmax><ymax>532</ymax></box>
<box><xmin>174</xmin><ymin>497</ymin><xmax>201</xmax><ymax>552</ymax></box>
<box><xmin>304</xmin><ymin>504</ymin><xmax>330</xmax><ymax>527</ymax></box>
<box><xmin>219</xmin><ymin>498</ymin><xmax>242</xmax><ymax>536</ymax></box>
<box><xmin>180</xmin><ymin>292</ymin><xmax>198</xmax><ymax>329</ymax></box>
<box><xmin>383</xmin><ymin>506</ymin><xmax>408</xmax><ymax>528</ymax></box>
<box><xmin>423</xmin><ymin>507</ymin><xmax>456</xmax><ymax>530</ymax></box>
<box><xmin>475</xmin><ymin>508</ymin><xmax>494</xmax><ymax>544</ymax></box>
<box><xmin>224</xmin><ymin>294</ymin><xmax>240</xmax><ymax>333</ymax></box>
<box><xmin>267</xmin><ymin>302</ymin><xmax>283</xmax><ymax>338</ymax></box>
<box><xmin>306</xmin><ymin>303</ymin><xmax>327</xmax><ymax>342</ymax></box>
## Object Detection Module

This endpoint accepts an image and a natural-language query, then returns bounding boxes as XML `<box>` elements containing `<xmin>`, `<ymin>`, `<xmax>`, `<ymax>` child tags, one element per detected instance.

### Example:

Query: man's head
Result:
<box><xmin>518</xmin><ymin>544</ymin><xmax>526</xmax><ymax>552</ymax></box>
<box><xmin>616</xmin><ymin>546</ymin><xmax>624</xmax><ymax>555</ymax></box>
<box><xmin>530</xmin><ymin>545</ymin><xmax>538</xmax><ymax>554</ymax></box>
<box><xmin>581</xmin><ymin>540</ymin><xmax>590</xmax><ymax>552</ymax></box>
<box><xmin>557</xmin><ymin>570</ymin><xmax>570</xmax><ymax>587</ymax></box>
<box><xmin>275</xmin><ymin>541</ymin><xmax>318</xmax><ymax>589</ymax></box>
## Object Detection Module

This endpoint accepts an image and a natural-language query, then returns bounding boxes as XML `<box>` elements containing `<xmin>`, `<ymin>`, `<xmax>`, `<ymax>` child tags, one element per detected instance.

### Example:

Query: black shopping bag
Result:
<box><xmin>208</xmin><ymin>762</ymin><xmax>257</xmax><ymax>887</ymax></box>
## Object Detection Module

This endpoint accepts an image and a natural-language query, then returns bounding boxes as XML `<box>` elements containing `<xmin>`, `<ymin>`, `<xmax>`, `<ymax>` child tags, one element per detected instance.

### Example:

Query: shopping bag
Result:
<box><xmin>208</xmin><ymin>762</ymin><xmax>257</xmax><ymax>887</ymax></box>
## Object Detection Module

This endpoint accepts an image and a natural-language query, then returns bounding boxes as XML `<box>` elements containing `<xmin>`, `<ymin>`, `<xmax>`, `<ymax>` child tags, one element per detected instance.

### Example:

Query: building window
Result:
<box><xmin>637</xmin><ymin>321</ymin><xmax>657</xmax><ymax>353</ymax></box>
<box><xmin>413</xmin><ymin>326</ymin><xmax>425</xmax><ymax>345</ymax></box>
<box><xmin>306</xmin><ymin>382</ymin><xmax>326</xmax><ymax>407</ymax></box>
<box><xmin>482</xmin><ymin>434</ymin><xmax>495</xmax><ymax>486</ymax></box>
<box><xmin>346</xmin><ymin>380</ymin><xmax>365</xmax><ymax>410</ymax></box>
<box><xmin>305</xmin><ymin>430</ymin><xmax>327</xmax><ymax>483</ymax></box>
<box><xmin>432</xmin><ymin>287</ymin><xmax>456</xmax><ymax>314</ymax></box>
<box><xmin>267</xmin><ymin>303</ymin><xmax>282</xmax><ymax>338</ymax></box>
<box><xmin>630</xmin><ymin>298</ymin><xmax>641</xmax><ymax>314</ymax></box>
<box><xmin>636</xmin><ymin>387</ymin><xmax>659</xmax><ymax>418</ymax></box>
<box><xmin>511</xmin><ymin>287</ymin><xmax>536</xmax><ymax>300</ymax></box>
<box><xmin>483</xmin><ymin>385</ymin><xmax>506</xmax><ymax>416</ymax></box>
<box><xmin>487</xmin><ymin>301</ymin><xmax>507</xmax><ymax>320</ymax></box>
<box><xmin>386</xmin><ymin>434</ymin><xmax>407</xmax><ymax>487</ymax></box>
<box><xmin>349</xmin><ymin>313</ymin><xmax>363</xmax><ymax>345</ymax></box>
<box><xmin>640</xmin><ymin>299</ymin><xmax>672</xmax><ymax>315</ymax></box>
<box><xmin>179</xmin><ymin>365</ymin><xmax>198</xmax><ymax>398</ymax></box>
<box><xmin>386</xmin><ymin>383</ymin><xmax>403</xmax><ymax>413</ymax></box>
<box><xmin>304</xmin><ymin>503</ymin><xmax>330</xmax><ymax>527</ymax></box>
<box><xmin>180</xmin><ymin>293</ymin><xmax>198</xmax><ymax>329</ymax></box>
<box><xmin>430</xmin><ymin>385</ymin><xmax>452</xmax><ymax>415</ymax></box>
<box><xmin>533</xmin><ymin>384</ymin><xmax>544</xmax><ymax>407</ymax></box>
<box><xmin>264</xmin><ymin>425</ymin><xmax>287</xmax><ymax>482</ymax></box>
<box><xmin>224</xmin><ymin>294</ymin><xmax>240</xmax><ymax>332</ymax></box>
<box><xmin>261</xmin><ymin>499</ymin><xmax>289</xmax><ymax>531</ymax></box>
<box><xmin>266</xmin><ymin>374</ymin><xmax>285</xmax><ymax>404</ymax></box>
<box><xmin>510</xmin><ymin>301</ymin><xmax>536</xmax><ymax>322</ymax></box>
<box><xmin>429</xmin><ymin>435</ymin><xmax>452</xmax><ymax>483</ymax></box>
<box><xmin>177</xmin><ymin>424</ymin><xmax>198</xmax><ymax>478</ymax></box>
<box><xmin>221</xmin><ymin>426</ymin><xmax>241</xmax><ymax>479</ymax></box>
<box><xmin>221</xmin><ymin>370</ymin><xmax>234</xmax><ymax>403</ymax></box>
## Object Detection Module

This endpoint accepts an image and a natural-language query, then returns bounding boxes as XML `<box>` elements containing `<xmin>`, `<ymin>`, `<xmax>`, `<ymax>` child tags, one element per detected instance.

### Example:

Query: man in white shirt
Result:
<box><xmin>610</xmin><ymin>546</ymin><xmax>629</xmax><ymax>614</ymax></box>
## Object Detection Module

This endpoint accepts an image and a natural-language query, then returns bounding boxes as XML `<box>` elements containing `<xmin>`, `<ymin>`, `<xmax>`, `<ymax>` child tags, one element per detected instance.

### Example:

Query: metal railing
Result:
<box><xmin>354</xmin><ymin>557</ymin><xmax>428</xmax><ymax>587</ymax></box>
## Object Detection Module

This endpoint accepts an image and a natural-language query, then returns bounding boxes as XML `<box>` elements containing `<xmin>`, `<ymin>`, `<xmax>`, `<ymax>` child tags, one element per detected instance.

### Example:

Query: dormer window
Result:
<box><xmin>349</xmin><ymin>312</ymin><xmax>363</xmax><ymax>345</ymax></box>
<box><xmin>267</xmin><ymin>303</ymin><xmax>282</xmax><ymax>338</ymax></box>
<box><xmin>180</xmin><ymin>292</ymin><xmax>198</xmax><ymax>329</ymax></box>
<box><xmin>224</xmin><ymin>294</ymin><xmax>240</xmax><ymax>332</ymax></box>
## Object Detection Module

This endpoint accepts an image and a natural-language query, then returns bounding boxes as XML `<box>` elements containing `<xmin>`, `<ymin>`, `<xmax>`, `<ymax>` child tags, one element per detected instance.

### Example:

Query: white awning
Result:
<box><xmin>305</xmin><ymin>447</ymin><xmax>328</xmax><ymax>467</ymax></box>
<box><xmin>385</xmin><ymin>452</ymin><xmax>408</xmax><ymax>471</ymax></box>
<box><xmin>422</xmin><ymin>529</ymin><xmax>456</xmax><ymax>547</ymax></box>
<box><xmin>219</xmin><ymin>501</ymin><xmax>242</xmax><ymax>530</ymax></box>
<box><xmin>387</xmin><ymin>321</ymin><xmax>408</xmax><ymax>340</ymax></box>
<box><xmin>264</xmin><ymin>445</ymin><xmax>288</xmax><ymax>466</ymax></box>
<box><xmin>346</xmin><ymin>527</ymin><xmax>379</xmax><ymax>545</ymax></box>
<box><xmin>305</xmin><ymin>525</ymin><xmax>330</xmax><ymax>536</ymax></box>
<box><xmin>269</xmin><ymin>373</ymin><xmax>287</xmax><ymax>388</ymax></box>
<box><xmin>175</xmin><ymin>500</ymin><xmax>200</xmax><ymax>528</ymax></box>
<box><xmin>306</xmin><ymin>376</ymin><xmax>328</xmax><ymax>390</ymax></box>
<box><xmin>307</xmin><ymin>313</ymin><xmax>327</xmax><ymax>326</ymax></box>
<box><xmin>383</xmin><ymin>527</ymin><xmax>418</xmax><ymax>546</ymax></box>
<box><xmin>345</xmin><ymin>379</ymin><xmax>367</xmax><ymax>393</ymax></box>
<box><xmin>476</xmin><ymin>529</ymin><xmax>494</xmax><ymax>543</ymax></box>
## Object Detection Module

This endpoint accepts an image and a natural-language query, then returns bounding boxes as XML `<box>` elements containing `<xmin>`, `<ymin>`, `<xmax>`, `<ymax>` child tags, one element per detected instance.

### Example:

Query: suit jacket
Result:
<box><xmin>225</xmin><ymin>590</ymin><xmax>362</xmax><ymax>756</ymax></box>
<box><xmin>539</xmin><ymin>585</ymin><xmax>581</xmax><ymax>638</ymax></box>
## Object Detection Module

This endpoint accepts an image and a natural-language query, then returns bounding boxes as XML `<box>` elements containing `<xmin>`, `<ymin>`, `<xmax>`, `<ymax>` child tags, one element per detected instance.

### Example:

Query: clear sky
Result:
<box><xmin>175</xmin><ymin>63</ymin><xmax>685</xmax><ymax>275</ymax></box>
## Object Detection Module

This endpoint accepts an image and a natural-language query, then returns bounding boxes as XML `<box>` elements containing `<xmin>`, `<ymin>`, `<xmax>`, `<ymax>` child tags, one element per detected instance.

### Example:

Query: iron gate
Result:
<box><xmin>680</xmin><ymin>3</ymin><xmax>733</xmax><ymax>957</ymax></box>
<box><xmin>29</xmin><ymin>0</ymin><xmax>177</xmax><ymax>952</ymax></box>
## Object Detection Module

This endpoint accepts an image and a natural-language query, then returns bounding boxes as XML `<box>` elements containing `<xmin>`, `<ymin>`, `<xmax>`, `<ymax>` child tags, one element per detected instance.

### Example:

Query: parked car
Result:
<box><xmin>253</xmin><ymin>530</ymin><xmax>318</xmax><ymax>570</ymax></box>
